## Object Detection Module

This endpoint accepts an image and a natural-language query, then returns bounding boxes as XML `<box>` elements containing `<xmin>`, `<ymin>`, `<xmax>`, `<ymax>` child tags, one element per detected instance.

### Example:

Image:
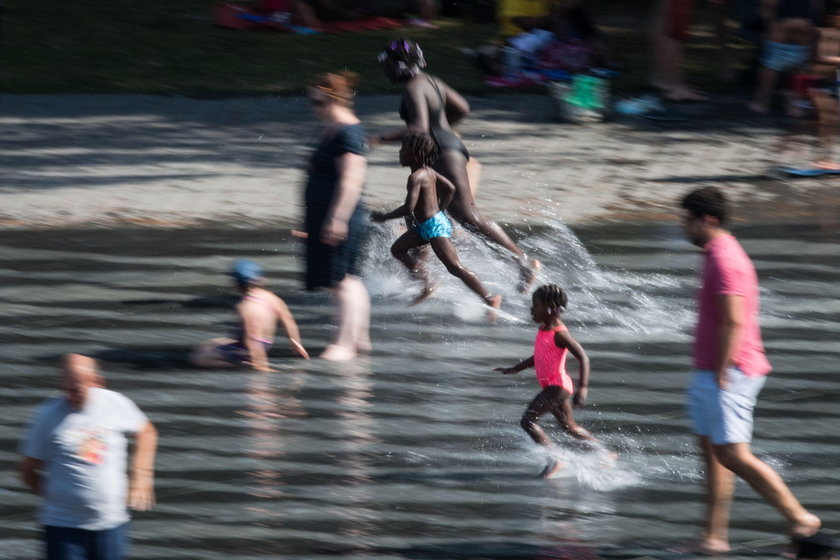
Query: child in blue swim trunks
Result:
<box><xmin>371</xmin><ymin>132</ymin><xmax>502</xmax><ymax>311</ymax></box>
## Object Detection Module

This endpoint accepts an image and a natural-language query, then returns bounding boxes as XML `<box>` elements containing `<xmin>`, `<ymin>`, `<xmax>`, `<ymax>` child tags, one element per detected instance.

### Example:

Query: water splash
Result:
<box><xmin>361</xmin><ymin>204</ymin><xmax>690</xmax><ymax>336</ymax></box>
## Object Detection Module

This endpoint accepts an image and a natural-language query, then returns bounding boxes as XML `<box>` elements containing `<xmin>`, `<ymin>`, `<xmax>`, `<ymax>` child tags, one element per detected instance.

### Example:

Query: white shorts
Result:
<box><xmin>686</xmin><ymin>367</ymin><xmax>766</xmax><ymax>445</ymax></box>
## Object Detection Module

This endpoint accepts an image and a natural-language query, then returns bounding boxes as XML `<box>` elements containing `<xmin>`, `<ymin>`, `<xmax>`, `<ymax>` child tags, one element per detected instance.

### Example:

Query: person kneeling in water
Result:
<box><xmin>191</xmin><ymin>259</ymin><xmax>309</xmax><ymax>372</ymax></box>
<box><xmin>371</xmin><ymin>131</ymin><xmax>501</xmax><ymax>313</ymax></box>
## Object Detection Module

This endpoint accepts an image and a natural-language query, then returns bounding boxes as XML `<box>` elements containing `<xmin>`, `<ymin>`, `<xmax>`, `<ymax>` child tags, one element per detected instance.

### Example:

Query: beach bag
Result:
<box><xmin>549</xmin><ymin>73</ymin><xmax>610</xmax><ymax>123</ymax></box>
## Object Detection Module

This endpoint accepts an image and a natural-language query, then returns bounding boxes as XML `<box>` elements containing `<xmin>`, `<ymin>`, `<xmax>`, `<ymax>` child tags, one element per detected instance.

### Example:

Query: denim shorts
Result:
<box><xmin>45</xmin><ymin>523</ymin><xmax>128</xmax><ymax>560</ymax></box>
<box><xmin>686</xmin><ymin>367</ymin><xmax>766</xmax><ymax>445</ymax></box>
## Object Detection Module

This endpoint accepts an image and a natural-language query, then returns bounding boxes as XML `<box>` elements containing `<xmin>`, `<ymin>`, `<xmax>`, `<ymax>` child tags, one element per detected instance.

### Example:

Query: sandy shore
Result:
<box><xmin>3</xmin><ymin>93</ymin><xmax>840</xmax><ymax>229</ymax></box>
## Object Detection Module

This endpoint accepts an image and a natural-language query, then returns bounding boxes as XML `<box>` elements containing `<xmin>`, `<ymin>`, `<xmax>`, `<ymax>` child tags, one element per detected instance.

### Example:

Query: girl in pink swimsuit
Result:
<box><xmin>495</xmin><ymin>284</ymin><xmax>611</xmax><ymax>478</ymax></box>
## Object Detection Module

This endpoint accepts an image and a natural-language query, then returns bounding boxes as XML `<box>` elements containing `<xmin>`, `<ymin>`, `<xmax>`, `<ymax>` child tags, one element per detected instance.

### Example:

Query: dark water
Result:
<box><xmin>1</xmin><ymin>219</ymin><xmax>838</xmax><ymax>559</ymax></box>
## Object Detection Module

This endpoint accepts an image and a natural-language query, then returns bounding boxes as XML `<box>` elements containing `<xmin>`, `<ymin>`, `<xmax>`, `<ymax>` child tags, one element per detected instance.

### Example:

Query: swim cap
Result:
<box><xmin>228</xmin><ymin>259</ymin><xmax>263</xmax><ymax>284</ymax></box>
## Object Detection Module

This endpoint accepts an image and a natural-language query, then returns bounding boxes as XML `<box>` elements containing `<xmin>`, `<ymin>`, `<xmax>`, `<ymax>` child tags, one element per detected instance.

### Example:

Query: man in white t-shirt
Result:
<box><xmin>19</xmin><ymin>354</ymin><xmax>158</xmax><ymax>560</ymax></box>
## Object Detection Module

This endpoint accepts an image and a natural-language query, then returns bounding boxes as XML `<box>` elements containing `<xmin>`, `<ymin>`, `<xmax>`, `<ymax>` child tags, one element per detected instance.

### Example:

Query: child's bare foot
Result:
<box><xmin>790</xmin><ymin>513</ymin><xmax>821</xmax><ymax>540</ymax></box>
<box><xmin>538</xmin><ymin>458</ymin><xmax>565</xmax><ymax>479</ymax></box>
<box><xmin>671</xmin><ymin>538</ymin><xmax>731</xmax><ymax>555</ymax></box>
<box><xmin>517</xmin><ymin>256</ymin><xmax>542</xmax><ymax>293</ymax></box>
<box><xmin>320</xmin><ymin>344</ymin><xmax>357</xmax><ymax>361</ymax></box>
<box><xmin>410</xmin><ymin>283</ymin><xmax>438</xmax><ymax>306</ymax></box>
<box><xmin>598</xmin><ymin>450</ymin><xmax>619</xmax><ymax>468</ymax></box>
<box><xmin>485</xmin><ymin>294</ymin><xmax>502</xmax><ymax>322</ymax></box>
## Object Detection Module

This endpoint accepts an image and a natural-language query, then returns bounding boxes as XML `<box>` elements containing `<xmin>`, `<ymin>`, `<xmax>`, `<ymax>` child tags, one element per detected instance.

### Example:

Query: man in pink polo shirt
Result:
<box><xmin>681</xmin><ymin>187</ymin><xmax>820</xmax><ymax>554</ymax></box>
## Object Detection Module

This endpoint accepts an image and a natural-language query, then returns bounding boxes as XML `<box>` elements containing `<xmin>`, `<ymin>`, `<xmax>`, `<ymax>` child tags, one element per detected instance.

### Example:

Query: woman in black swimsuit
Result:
<box><xmin>374</xmin><ymin>38</ymin><xmax>540</xmax><ymax>291</ymax></box>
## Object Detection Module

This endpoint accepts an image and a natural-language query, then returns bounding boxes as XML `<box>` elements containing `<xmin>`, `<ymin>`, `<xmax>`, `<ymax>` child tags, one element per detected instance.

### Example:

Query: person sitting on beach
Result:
<box><xmin>495</xmin><ymin>284</ymin><xmax>612</xmax><ymax>478</ymax></box>
<box><xmin>747</xmin><ymin>0</ymin><xmax>824</xmax><ymax>114</ymax></box>
<box><xmin>371</xmin><ymin>131</ymin><xmax>502</xmax><ymax>312</ymax></box>
<box><xmin>191</xmin><ymin>259</ymin><xmax>309</xmax><ymax>372</ymax></box>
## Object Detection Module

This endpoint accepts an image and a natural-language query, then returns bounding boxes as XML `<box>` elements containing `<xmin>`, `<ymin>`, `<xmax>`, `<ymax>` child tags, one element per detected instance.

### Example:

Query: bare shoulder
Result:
<box><xmin>553</xmin><ymin>325</ymin><xmax>575</xmax><ymax>345</ymax></box>
<box><xmin>409</xmin><ymin>167</ymin><xmax>434</xmax><ymax>184</ymax></box>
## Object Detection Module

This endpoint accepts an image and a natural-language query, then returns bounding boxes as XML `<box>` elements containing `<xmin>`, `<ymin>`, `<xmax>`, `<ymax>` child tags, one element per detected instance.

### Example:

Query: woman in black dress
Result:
<box><xmin>303</xmin><ymin>72</ymin><xmax>371</xmax><ymax>361</ymax></box>
<box><xmin>374</xmin><ymin>38</ymin><xmax>540</xmax><ymax>291</ymax></box>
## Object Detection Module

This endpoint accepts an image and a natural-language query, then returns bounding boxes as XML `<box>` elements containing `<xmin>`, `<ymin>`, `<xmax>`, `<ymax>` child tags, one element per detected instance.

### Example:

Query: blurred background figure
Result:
<box><xmin>649</xmin><ymin>0</ymin><xmax>709</xmax><ymax>101</ymax></box>
<box><xmin>191</xmin><ymin>259</ymin><xmax>310</xmax><ymax>372</ymax></box>
<box><xmin>301</xmin><ymin>71</ymin><xmax>371</xmax><ymax>361</ymax></box>
<box><xmin>19</xmin><ymin>354</ymin><xmax>158</xmax><ymax>560</ymax></box>
<box><xmin>747</xmin><ymin>0</ymin><xmax>824</xmax><ymax>114</ymax></box>
<box><xmin>296</xmin><ymin>0</ymin><xmax>438</xmax><ymax>26</ymax></box>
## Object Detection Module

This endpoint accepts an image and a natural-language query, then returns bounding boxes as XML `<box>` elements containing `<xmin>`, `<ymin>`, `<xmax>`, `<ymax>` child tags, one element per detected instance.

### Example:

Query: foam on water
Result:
<box><xmin>362</xmin><ymin>205</ymin><xmax>690</xmax><ymax>337</ymax></box>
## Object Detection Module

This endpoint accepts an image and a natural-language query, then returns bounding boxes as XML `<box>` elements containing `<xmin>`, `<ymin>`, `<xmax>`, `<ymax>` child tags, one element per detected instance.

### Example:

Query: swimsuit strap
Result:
<box><xmin>425</xmin><ymin>75</ymin><xmax>445</xmax><ymax>118</ymax></box>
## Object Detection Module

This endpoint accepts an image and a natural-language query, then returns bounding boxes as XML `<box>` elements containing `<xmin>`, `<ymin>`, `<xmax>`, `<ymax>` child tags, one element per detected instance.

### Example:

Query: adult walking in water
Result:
<box><xmin>19</xmin><ymin>354</ymin><xmax>158</xmax><ymax>560</ymax></box>
<box><xmin>679</xmin><ymin>187</ymin><xmax>821</xmax><ymax>553</ymax></box>
<box><xmin>374</xmin><ymin>38</ymin><xmax>541</xmax><ymax>291</ymax></box>
<box><xmin>300</xmin><ymin>71</ymin><xmax>371</xmax><ymax>361</ymax></box>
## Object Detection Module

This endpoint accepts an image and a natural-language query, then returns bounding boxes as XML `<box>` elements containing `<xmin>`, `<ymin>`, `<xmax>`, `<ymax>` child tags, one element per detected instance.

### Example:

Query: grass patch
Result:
<box><xmin>0</xmin><ymin>0</ymin><xmax>754</xmax><ymax>96</ymax></box>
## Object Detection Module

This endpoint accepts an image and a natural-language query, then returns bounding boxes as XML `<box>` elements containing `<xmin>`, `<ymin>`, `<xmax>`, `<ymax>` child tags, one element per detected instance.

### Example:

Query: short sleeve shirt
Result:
<box><xmin>19</xmin><ymin>388</ymin><xmax>148</xmax><ymax>530</ymax></box>
<box><xmin>693</xmin><ymin>234</ymin><xmax>772</xmax><ymax>377</ymax></box>
<box><xmin>304</xmin><ymin>123</ymin><xmax>368</xmax><ymax>227</ymax></box>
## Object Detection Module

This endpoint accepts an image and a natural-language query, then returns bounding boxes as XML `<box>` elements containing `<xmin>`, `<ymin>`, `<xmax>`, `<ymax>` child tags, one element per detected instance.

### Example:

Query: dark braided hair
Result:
<box><xmin>379</xmin><ymin>37</ymin><xmax>426</xmax><ymax>77</ymax></box>
<box><xmin>402</xmin><ymin>131</ymin><xmax>438</xmax><ymax>167</ymax></box>
<box><xmin>533</xmin><ymin>284</ymin><xmax>568</xmax><ymax>314</ymax></box>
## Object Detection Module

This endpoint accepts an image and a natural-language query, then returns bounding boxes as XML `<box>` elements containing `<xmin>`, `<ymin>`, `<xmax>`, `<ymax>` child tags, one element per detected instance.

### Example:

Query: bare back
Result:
<box><xmin>237</xmin><ymin>287</ymin><xmax>283</xmax><ymax>342</ymax></box>
<box><xmin>407</xmin><ymin>167</ymin><xmax>442</xmax><ymax>222</ymax></box>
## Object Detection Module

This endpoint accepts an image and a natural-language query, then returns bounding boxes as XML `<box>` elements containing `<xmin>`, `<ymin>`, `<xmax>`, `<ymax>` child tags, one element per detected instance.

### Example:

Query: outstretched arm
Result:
<box><xmin>494</xmin><ymin>355</ymin><xmax>535</xmax><ymax>375</ymax></box>
<box><xmin>128</xmin><ymin>420</ymin><xmax>157</xmax><ymax>511</ymax></box>
<box><xmin>275</xmin><ymin>298</ymin><xmax>310</xmax><ymax>360</ymax></box>
<box><xmin>555</xmin><ymin>330</ymin><xmax>590</xmax><ymax>406</ymax></box>
<box><xmin>371</xmin><ymin>176</ymin><xmax>422</xmax><ymax>222</ymax></box>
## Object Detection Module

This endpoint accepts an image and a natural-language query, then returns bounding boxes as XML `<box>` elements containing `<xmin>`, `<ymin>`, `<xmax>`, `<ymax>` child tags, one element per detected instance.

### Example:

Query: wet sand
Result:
<box><xmin>3</xmin><ymin>93</ymin><xmax>840</xmax><ymax>230</ymax></box>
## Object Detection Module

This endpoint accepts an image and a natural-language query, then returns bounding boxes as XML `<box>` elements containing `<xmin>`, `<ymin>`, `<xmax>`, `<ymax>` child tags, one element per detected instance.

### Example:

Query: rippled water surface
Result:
<box><xmin>1</xmin><ymin>219</ymin><xmax>838</xmax><ymax>559</ymax></box>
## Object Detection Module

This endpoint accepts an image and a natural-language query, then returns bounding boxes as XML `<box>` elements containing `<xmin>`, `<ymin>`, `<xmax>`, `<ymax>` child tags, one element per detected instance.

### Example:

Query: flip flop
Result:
<box><xmin>776</xmin><ymin>166</ymin><xmax>840</xmax><ymax>177</ymax></box>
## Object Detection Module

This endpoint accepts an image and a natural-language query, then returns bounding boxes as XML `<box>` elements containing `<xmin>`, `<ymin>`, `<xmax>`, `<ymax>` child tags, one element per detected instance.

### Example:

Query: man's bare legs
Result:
<box><xmin>692</xmin><ymin>436</ymin><xmax>822</xmax><ymax>552</ymax></box>
<box><xmin>714</xmin><ymin>442</ymin><xmax>821</xmax><ymax>537</ymax></box>
<box><xmin>322</xmin><ymin>275</ymin><xmax>370</xmax><ymax>361</ymax></box>
<box><xmin>697</xmin><ymin>436</ymin><xmax>737</xmax><ymax>553</ymax></box>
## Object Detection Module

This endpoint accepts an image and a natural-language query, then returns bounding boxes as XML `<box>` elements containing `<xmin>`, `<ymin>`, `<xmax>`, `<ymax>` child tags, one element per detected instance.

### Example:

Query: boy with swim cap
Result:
<box><xmin>191</xmin><ymin>259</ymin><xmax>309</xmax><ymax>371</ymax></box>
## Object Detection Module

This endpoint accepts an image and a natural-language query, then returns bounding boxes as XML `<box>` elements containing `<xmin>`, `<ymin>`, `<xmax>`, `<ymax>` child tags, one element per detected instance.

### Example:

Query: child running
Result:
<box><xmin>495</xmin><ymin>284</ymin><xmax>611</xmax><ymax>478</ymax></box>
<box><xmin>371</xmin><ymin>131</ymin><xmax>501</xmax><ymax>313</ymax></box>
